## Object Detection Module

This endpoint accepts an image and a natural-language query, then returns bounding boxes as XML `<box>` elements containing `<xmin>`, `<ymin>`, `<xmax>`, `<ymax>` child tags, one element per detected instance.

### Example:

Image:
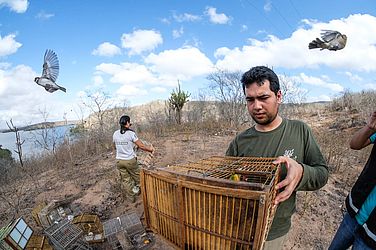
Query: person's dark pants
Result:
<box><xmin>329</xmin><ymin>212</ymin><xmax>373</xmax><ymax>250</ymax></box>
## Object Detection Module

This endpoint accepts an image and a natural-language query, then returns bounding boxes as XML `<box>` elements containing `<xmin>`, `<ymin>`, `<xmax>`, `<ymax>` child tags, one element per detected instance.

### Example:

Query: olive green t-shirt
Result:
<box><xmin>226</xmin><ymin>118</ymin><xmax>328</xmax><ymax>240</ymax></box>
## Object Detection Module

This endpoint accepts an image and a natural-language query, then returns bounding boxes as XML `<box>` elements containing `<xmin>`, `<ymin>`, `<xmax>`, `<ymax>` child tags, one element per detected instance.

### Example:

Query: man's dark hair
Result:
<box><xmin>241</xmin><ymin>66</ymin><xmax>280</xmax><ymax>95</ymax></box>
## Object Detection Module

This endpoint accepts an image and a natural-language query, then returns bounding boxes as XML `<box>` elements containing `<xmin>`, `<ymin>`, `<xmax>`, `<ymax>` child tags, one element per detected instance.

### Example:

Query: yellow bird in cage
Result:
<box><xmin>230</xmin><ymin>173</ymin><xmax>240</xmax><ymax>181</ymax></box>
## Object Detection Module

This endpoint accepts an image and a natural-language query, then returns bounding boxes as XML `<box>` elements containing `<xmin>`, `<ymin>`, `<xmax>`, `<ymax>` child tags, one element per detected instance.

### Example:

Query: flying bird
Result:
<box><xmin>308</xmin><ymin>30</ymin><xmax>347</xmax><ymax>51</ymax></box>
<box><xmin>34</xmin><ymin>49</ymin><xmax>66</xmax><ymax>93</ymax></box>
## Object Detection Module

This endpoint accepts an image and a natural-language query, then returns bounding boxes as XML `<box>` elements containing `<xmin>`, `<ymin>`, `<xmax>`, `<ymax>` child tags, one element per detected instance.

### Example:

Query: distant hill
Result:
<box><xmin>0</xmin><ymin>120</ymin><xmax>80</xmax><ymax>133</ymax></box>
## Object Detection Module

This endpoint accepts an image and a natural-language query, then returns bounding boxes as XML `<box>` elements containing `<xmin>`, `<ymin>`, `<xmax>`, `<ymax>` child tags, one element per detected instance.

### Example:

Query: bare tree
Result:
<box><xmin>207</xmin><ymin>69</ymin><xmax>247</xmax><ymax>127</ymax></box>
<box><xmin>81</xmin><ymin>89</ymin><xmax>113</xmax><ymax>151</ymax></box>
<box><xmin>6</xmin><ymin>119</ymin><xmax>25</xmax><ymax>168</ymax></box>
<box><xmin>279</xmin><ymin>74</ymin><xmax>307</xmax><ymax>105</ymax></box>
<box><xmin>82</xmin><ymin>90</ymin><xmax>112</xmax><ymax>132</ymax></box>
<box><xmin>31</xmin><ymin>107</ymin><xmax>61</xmax><ymax>155</ymax></box>
<box><xmin>186</xmin><ymin>90</ymin><xmax>217</xmax><ymax>126</ymax></box>
<box><xmin>1</xmin><ymin>120</ymin><xmax>46</xmax><ymax>220</ymax></box>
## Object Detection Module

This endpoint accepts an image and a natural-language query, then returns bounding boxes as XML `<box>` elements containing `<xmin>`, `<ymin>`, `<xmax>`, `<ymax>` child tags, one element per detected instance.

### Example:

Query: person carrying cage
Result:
<box><xmin>113</xmin><ymin>115</ymin><xmax>154</xmax><ymax>202</ymax></box>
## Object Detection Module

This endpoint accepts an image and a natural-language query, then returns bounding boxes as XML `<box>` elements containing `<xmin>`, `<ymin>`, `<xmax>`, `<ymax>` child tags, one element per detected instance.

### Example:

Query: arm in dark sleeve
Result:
<box><xmin>296</xmin><ymin>127</ymin><xmax>329</xmax><ymax>191</ymax></box>
<box><xmin>296</xmin><ymin>162</ymin><xmax>328</xmax><ymax>191</ymax></box>
<box><xmin>225</xmin><ymin>139</ymin><xmax>238</xmax><ymax>156</ymax></box>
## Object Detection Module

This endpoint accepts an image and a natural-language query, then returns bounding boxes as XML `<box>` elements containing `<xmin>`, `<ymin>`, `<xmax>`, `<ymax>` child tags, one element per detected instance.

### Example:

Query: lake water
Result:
<box><xmin>0</xmin><ymin>125</ymin><xmax>74</xmax><ymax>158</ymax></box>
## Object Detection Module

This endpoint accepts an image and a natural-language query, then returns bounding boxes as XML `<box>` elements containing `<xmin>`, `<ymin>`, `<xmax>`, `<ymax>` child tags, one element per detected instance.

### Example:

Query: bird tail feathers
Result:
<box><xmin>308</xmin><ymin>38</ymin><xmax>326</xmax><ymax>50</ymax></box>
<box><xmin>59</xmin><ymin>86</ymin><xmax>66</xmax><ymax>92</ymax></box>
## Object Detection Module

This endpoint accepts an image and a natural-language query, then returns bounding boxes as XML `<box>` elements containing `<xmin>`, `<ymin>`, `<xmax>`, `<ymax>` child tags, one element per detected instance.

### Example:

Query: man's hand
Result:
<box><xmin>273</xmin><ymin>156</ymin><xmax>304</xmax><ymax>205</ymax></box>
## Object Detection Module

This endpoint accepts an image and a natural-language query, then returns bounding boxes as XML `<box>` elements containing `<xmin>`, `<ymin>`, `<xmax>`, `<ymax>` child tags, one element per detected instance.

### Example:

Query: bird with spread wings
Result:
<box><xmin>309</xmin><ymin>30</ymin><xmax>347</xmax><ymax>51</ymax></box>
<box><xmin>34</xmin><ymin>49</ymin><xmax>66</xmax><ymax>93</ymax></box>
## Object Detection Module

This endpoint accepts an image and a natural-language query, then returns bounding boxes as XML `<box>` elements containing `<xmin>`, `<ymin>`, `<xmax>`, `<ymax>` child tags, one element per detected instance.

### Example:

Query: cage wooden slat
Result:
<box><xmin>141</xmin><ymin>156</ymin><xmax>279</xmax><ymax>250</ymax></box>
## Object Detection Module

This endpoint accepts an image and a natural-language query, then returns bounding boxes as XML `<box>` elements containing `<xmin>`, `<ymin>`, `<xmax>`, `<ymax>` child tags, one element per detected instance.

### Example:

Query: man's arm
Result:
<box><xmin>273</xmin><ymin>124</ymin><xmax>328</xmax><ymax>205</ymax></box>
<box><xmin>350</xmin><ymin>111</ymin><xmax>376</xmax><ymax>150</ymax></box>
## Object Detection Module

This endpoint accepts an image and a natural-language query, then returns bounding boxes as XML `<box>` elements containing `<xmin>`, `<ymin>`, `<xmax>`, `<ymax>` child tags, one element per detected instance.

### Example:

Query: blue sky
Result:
<box><xmin>0</xmin><ymin>0</ymin><xmax>376</xmax><ymax>128</ymax></box>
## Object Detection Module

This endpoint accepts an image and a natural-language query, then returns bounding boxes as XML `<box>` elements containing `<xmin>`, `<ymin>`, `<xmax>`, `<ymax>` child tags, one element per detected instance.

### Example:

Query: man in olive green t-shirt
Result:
<box><xmin>226</xmin><ymin>66</ymin><xmax>328</xmax><ymax>250</ymax></box>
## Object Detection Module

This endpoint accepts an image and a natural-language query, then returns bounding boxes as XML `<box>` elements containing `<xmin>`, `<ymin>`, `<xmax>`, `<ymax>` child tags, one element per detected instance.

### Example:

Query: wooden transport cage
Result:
<box><xmin>140</xmin><ymin>156</ymin><xmax>280</xmax><ymax>250</ymax></box>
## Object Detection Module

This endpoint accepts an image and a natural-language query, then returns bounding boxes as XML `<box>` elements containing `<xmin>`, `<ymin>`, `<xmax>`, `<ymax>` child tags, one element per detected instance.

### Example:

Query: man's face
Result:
<box><xmin>245</xmin><ymin>80</ymin><xmax>282</xmax><ymax>125</ymax></box>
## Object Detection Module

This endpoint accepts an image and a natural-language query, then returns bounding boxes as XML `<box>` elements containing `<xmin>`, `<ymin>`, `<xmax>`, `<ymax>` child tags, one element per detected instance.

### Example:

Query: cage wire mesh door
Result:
<box><xmin>140</xmin><ymin>156</ymin><xmax>280</xmax><ymax>250</ymax></box>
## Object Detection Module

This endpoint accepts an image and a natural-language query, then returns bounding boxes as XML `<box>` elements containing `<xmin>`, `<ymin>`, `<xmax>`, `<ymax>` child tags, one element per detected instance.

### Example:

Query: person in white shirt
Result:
<box><xmin>113</xmin><ymin>115</ymin><xmax>154</xmax><ymax>202</ymax></box>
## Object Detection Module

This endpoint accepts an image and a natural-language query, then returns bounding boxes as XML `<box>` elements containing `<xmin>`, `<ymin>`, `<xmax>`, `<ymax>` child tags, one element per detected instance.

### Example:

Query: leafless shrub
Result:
<box><xmin>207</xmin><ymin>69</ymin><xmax>248</xmax><ymax>128</ymax></box>
<box><xmin>354</xmin><ymin>90</ymin><xmax>376</xmax><ymax>120</ymax></box>
<box><xmin>6</xmin><ymin>119</ymin><xmax>25</xmax><ymax>168</ymax></box>
<box><xmin>331</xmin><ymin>90</ymin><xmax>376</xmax><ymax>115</ymax></box>
<box><xmin>143</xmin><ymin>106</ymin><xmax>169</xmax><ymax>137</ymax></box>
<box><xmin>330</xmin><ymin>89</ymin><xmax>356</xmax><ymax>112</ymax></box>
<box><xmin>0</xmin><ymin>181</ymin><xmax>28</xmax><ymax>221</ymax></box>
<box><xmin>279</xmin><ymin>74</ymin><xmax>307</xmax><ymax>105</ymax></box>
<box><xmin>329</xmin><ymin>90</ymin><xmax>376</xmax><ymax>128</ymax></box>
<box><xmin>81</xmin><ymin>89</ymin><xmax>114</xmax><ymax>151</ymax></box>
<box><xmin>29</xmin><ymin>108</ymin><xmax>61</xmax><ymax>156</ymax></box>
<box><xmin>314</xmin><ymin>127</ymin><xmax>353</xmax><ymax>174</ymax></box>
<box><xmin>279</xmin><ymin>74</ymin><xmax>308</xmax><ymax>119</ymax></box>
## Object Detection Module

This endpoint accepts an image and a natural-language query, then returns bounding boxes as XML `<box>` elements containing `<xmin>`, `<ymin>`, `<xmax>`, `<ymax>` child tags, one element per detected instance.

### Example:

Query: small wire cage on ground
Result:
<box><xmin>140</xmin><ymin>156</ymin><xmax>280</xmax><ymax>250</ymax></box>
<box><xmin>103</xmin><ymin>212</ymin><xmax>154</xmax><ymax>250</ymax></box>
<box><xmin>72</xmin><ymin>214</ymin><xmax>104</xmax><ymax>243</ymax></box>
<box><xmin>44</xmin><ymin>219</ymin><xmax>91</xmax><ymax>250</ymax></box>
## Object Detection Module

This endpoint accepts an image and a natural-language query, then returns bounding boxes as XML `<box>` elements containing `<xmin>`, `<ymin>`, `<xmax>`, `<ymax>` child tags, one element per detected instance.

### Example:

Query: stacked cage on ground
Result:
<box><xmin>44</xmin><ymin>219</ymin><xmax>91</xmax><ymax>250</ymax></box>
<box><xmin>72</xmin><ymin>214</ymin><xmax>104</xmax><ymax>244</ymax></box>
<box><xmin>25</xmin><ymin>235</ymin><xmax>53</xmax><ymax>250</ymax></box>
<box><xmin>140</xmin><ymin>156</ymin><xmax>280</xmax><ymax>250</ymax></box>
<box><xmin>103</xmin><ymin>212</ymin><xmax>154</xmax><ymax>250</ymax></box>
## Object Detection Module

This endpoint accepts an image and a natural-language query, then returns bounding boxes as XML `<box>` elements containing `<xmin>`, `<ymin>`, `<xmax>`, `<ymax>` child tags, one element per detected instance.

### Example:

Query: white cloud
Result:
<box><xmin>96</xmin><ymin>62</ymin><xmax>156</xmax><ymax>85</ymax></box>
<box><xmin>151</xmin><ymin>87</ymin><xmax>167</xmax><ymax>93</ymax></box>
<box><xmin>94</xmin><ymin>47</ymin><xmax>214</xmax><ymax>98</ymax></box>
<box><xmin>145</xmin><ymin>47</ymin><xmax>214</xmax><ymax>80</ymax></box>
<box><xmin>0</xmin><ymin>62</ymin><xmax>11</xmax><ymax>69</ymax></box>
<box><xmin>35</xmin><ymin>10</ymin><xmax>54</xmax><ymax>20</ymax></box>
<box><xmin>264</xmin><ymin>1</ymin><xmax>272</xmax><ymax>12</ymax></box>
<box><xmin>173</xmin><ymin>13</ymin><xmax>201</xmax><ymax>22</ymax></box>
<box><xmin>0</xmin><ymin>0</ymin><xmax>28</xmax><ymax>13</ymax></box>
<box><xmin>0</xmin><ymin>65</ymin><xmax>72</xmax><ymax>126</ymax></box>
<box><xmin>92</xmin><ymin>42</ymin><xmax>121</xmax><ymax>57</ymax></box>
<box><xmin>116</xmin><ymin>85</ymin><xmax>148</xmax><ymax>97</ymax></box>
<box><xmin>172</xmin><ymin>27</ymin><xmax>184</xmax><ymax>39</ymax></box>
<box><xmin>294</xmin><ymin>73</ymin><xmax>344</xmax><ymax>92</ymax></box>
<box><xmin>160</xmin><ymin>17</ymin><xmax>170</xmax><ymax>24</ymax></box>
<box><xmin>241</xmin><ymin>24</ymin><xmax>248</xmax><ymax>32</ymax></box>
<box><xmin>183</xmin><ymin>37</ymin><xmax>202</xmax><ymax>48</ymax></box>
<box><xmin>0</xmin><ymin>34</ymin><xmax>22</xmax><ymax>57</ymax></box>
<box><xmin>205</xmin><ymin>6</ymin><xmax>231</xmax><ymax>24</ymax></box>
<box><xmin>121</xmin><ymin>29</ymin><xmax>163</xmax><ymax>55</ymax></box>
<box><xmin>214</xmin><ymin>14</ymin><xmax>376</xmax><ymax>72</ymax></box>
<box><xmin>344</xmin><ymin>71</ymin><xmax>363</xmax><ymax>82</ymax></box>
<box><xmin>77</xmin><ymin>90</ymin><xmax>86</xmax><ymax>98</ymax></box>
<box><xmin>92</xmin><ymin>75</ymin><xmax>104</xmax><ymax>86</ymax></box>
